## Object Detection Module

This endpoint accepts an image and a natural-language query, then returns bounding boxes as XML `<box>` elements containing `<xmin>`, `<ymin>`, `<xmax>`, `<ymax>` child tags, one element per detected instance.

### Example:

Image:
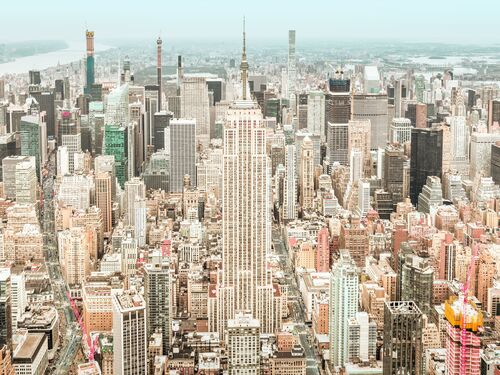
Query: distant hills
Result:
<box><xmin>0</xmin><ymin>40</ymin><xmax>68</xmax><ymax>63</ymax></box>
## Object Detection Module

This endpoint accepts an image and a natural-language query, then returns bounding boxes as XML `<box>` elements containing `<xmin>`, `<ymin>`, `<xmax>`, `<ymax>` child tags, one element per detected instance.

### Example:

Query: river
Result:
<box><xmin>0</xmin><ymin>41</ymin><xmax>112</xmax><ymax>75</ymax></box>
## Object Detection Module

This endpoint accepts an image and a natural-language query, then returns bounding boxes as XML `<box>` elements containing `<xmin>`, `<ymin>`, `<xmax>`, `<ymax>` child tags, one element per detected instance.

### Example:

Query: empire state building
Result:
<box><xmin>208</xmin><ymin>22</ymin><xmax>282</xmax><ymax>335</ymax></box>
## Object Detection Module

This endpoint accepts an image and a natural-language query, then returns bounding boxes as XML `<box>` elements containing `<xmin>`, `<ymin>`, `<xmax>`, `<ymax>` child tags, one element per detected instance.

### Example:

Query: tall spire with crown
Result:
<box><xmin>240</xmin><ymin>17</ymin><xmax>249</xmax><ymax>100</ymax></box>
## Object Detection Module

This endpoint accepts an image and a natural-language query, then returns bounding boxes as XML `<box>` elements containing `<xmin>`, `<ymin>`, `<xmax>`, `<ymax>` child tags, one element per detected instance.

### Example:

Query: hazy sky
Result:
<box><xmin>2</xmin><ymin>0</ymin><xmax>499</xmax><ymax>44</ymax></box>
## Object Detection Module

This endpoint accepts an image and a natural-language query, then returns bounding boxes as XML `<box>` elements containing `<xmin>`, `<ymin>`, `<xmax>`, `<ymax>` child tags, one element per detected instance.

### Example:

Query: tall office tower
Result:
<box><xmin>492</xmin><ymin>142</ymin><xmax>500</xmax><ymax>185</ymax></box>
<box><xmin>89</xmin><ymin>101</ymin><xmax>105</xmax><ymax>153</ymax></box>
<box><xmin>488</xmin><ymin>98</ymin><xmax>500</xmax><ymax>131</ymax></box>
<box><xmin>329</xmin><ymin>251</ymin><xmax>359</xmax><ymax>368</ymax></box>
<box><xmin>339</xmin><ymin>216</ymin><xmax>368</xmax><ymax>267</ymax></box>
<box><xmin>469</xmin><ymin>132</ymin><xmax>500</xmax><ymax>179</ymax></box>
<box><xmin>226</xmin><ymin>312</ymin><xmax>261</xmax><ymax>374</ymax></box>
<box><xmin>307</xmin><ymin>91</ymin><xmax>326</xmax><ymax>142</ymax></box>
<box><xmin>390</xmin><ymin>118</ymin><xmax>412</xmax><ymax>144</ymax></box>
<box><xmin>144</xmin><ymin>251</ymin><xmax>170</xmax><ymax>354</ymax></box>
<box><xmin>0</xmin><ymin>269</ymin><xmax>11</xmax><ymax>351</ymax></box>
<box><xmin>316</xmin><ymin>227</ymin><xmax>329</xmax><ymax>272</ymax></box>
<box><xmin>20</xmin><ymin>115</ymin><xmax>46</xmax><ymax>181</ymax></box>
<box><xmin>61</xmin><ymin>133</ymin><xmax>81</xmax><ymax>173</ymax></box>
<box><xmin>58</xmin><ymin>227</ymin><xmax>89</xmax><ymax>286</ymax></box>
<box><xmin>357</xmin><ymin>180</ymin><xmax>371</xmax><ymax>217</ymax></box>
<box><xmin>120</xmin><ymin>232</ymin><xmax>138</xmax><ymax>285</ymax></box>
<box><xmin>326</xmin><ymin>91</ymin><xmax>351</xmax><ymax>125</ymax></box>
<box><xmin>410</xmin><ymin>127</ymin><xmax>443</xmax><ymax>205</ymax></box>
<box><xmin>287</xmin><ymin>30</ymin><xmax>296</xmax><ymax>99</ymax></box>
<box><xmin>352</xmin><ymin>94</ymin><xmax>389</xmax><ymax>150</ymax></box>
<box><xmin>213</xmin><ymin>28</ymin><xmax>281</xmax><ymax>335</ymax></box>
<box><xmin>282</xmin><ymin>145</ymin><xmax>297</xmax><ymax>221</ymax></box>
<box><xmin>176</xmin><ymin>55</ymin><xmax>184</xmax><ymax>94</ymax></box>
<box><xmin>328</xmin><ymin>122</ymin><xmax>349</xmax><ymax>166</ymax></box>
<box><xmin>14</xmin><ymin>159</ymin><xmax>37</xmax><ymax>205</ymax></box>
<box><xmin>169</xmin><ymin>119</ymin><xmax>196</xmax><ymax>192</ymax></box>
<box><xmin>105</xmin><ymin>84</ymin><xmax>129</xmax><ymax>127</ymax></box>
<box><xmin>347</xmin><ymin>312</ymin><xmax>377</xmax><ymax>363</ymax></box>
<box><xmin>384</xmin><ymin>145</ymin><xmax>406</xmax><ymax>204</ymax></box>
<box><xmin>103</xmin><ymin>124</ymin><xmax>128</xmax><ymax>188</ymax></box>
<box><xmin>153</xmin><ymin>111</ymin><xmax>172</xmax><ymax>151</ymax></box>
<box><xmin>400</xmin><ymin>252</ymin><xmax>434</xmax><ymax>316</ymax></box>
<box><xmin>349</xmin><ymin>149</ymin><xmax>363</xmax><ymax>183</ymax></box>
<box><xmin>1</xmin><ymin>156</ymin><xmax>35</xmax><ymax>200</ymax></box>
<box><xmin>56</xmin><ymin>106</ymin><xmax>79</xmax><ymax>148</ymax></box>
<box><xmin>181</xmin><ymin>77</ymin><xmax>210</xmax><ymax>148</ymax></box>
<box><xmin>444</xmin><ymin>297</ymin><xmax>482</xmax><ymax>375</ymax></box>
<box><xmin>157</xmin><ymin>36</ymin><xmax>163</xmax><ymax>111</ymax></box>
<box><xmin>95</xmin><ymin>172</ymin><xmax>112</xmax><ymax>234</ymax></box>
<box><xmin>415</xmin><ymin>103</ymin><xmax>427</xmax><ymax>129</ymax></box>
<box><xmin>299</xmin><ymin>137</ymin><xmax>314</xmax><ymax>211</ymax></box>
<box><xmin>417</xmin><ymin>176</ymin><xmax>443</xmax><ymax>214</ymax></box>
<box><xmin>112</xmin><ymin>291</ymin><xmax>147</xmax><ymax>375</ymax></box>
<box><xmin>295</xmin><ymin>130</ymin><xmax>321</xmax><ymax>167</ymax></box>
<box><xmin>477</xmin><ymin>247</ymin><xmax>496</xmax><ymax>308</ymax></box>
<box><xmin>95</xmin><ymin>155</ymin><xmax>116</xmax><ymax>199</ymax></box>
<box><xmin>28</xmin><ymin>70</ymin><xmax>42</xmax><ymax>85</ymax></box>
<box><xmin>134</xmin><ymin>197</ymin><xmax>147</xmax><ymax>247</ymax></box>
<box><xmin>348</xmin><ymin>120</ymin><xmax>371</xmax><ymax>177</ymax></box>
<box><xmin>124</xmin><ymin>178</ymin><xmax>146</xmax><ymax>227</ymax></box>
<box><xmin>394</xmin><ymin>79</ymin><xmax>408</xmax><ymax>118</ymax></box>
<box><xmin>85</xmin><ymin>30</ymin><xmax>95</xmax><ymax>91</ymax></box>
<box><xmin>383</xmin><ymin>301</ymin><xmax>422</xmax><ymax>375</ymax></box>
<box><xmin>449</xmin><ymin>115</ymin><xmax>469</xmax><ymax>174</ymax></box>
<box><xmin>0</xmin><ymin>133</ymin><xmax>17</xmax><ymax>181</ymax></box>
<box><xmin>10</xmin><ymin>272</ymin><xmax>26</xmax><ymax>331</ymax></box>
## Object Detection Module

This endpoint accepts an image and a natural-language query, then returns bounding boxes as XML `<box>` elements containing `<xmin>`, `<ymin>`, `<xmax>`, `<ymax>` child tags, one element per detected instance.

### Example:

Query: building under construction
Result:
<box><xmin>444</xmin><ymin>296</ymin><xmax>483</xmax><ymax>375</ymax></box>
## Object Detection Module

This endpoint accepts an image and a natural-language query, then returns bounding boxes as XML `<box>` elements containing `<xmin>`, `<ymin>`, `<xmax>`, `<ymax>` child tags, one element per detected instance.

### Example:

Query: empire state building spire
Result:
<box><xmin>240</xmin><ymin>17</ymin><xmax>249</xmax><ymax>100</ymax></box>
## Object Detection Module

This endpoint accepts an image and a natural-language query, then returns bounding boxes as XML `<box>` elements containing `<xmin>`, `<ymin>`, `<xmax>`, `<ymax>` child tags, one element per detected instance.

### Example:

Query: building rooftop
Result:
<box><xmin>14</xmin><ymin>332</ymin><xmax>45</xmax><ymax>360</ymax></box>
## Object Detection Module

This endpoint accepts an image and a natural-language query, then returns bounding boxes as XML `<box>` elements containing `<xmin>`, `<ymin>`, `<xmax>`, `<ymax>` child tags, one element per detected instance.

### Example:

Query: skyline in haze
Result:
<box><xmin>2</xmin><ymin>0</ymin><xmax>500</xmax><ymax>44</ymax></box>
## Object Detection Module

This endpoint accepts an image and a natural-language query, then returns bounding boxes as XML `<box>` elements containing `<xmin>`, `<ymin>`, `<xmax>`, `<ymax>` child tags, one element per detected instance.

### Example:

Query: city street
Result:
<box><xmin>272</xmin><ymin>229</ymin><xmax>320</xmax><ymax>375</ymax></box>
<box><xmin>42</xmin><ymin>151</ymin><xmax>82</xmax><ymax>373</ymax></box>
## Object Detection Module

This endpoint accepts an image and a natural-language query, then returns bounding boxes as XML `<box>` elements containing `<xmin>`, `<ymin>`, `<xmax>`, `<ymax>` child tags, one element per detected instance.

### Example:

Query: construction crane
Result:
<box><xmin>67</xmin><ymin>292</ymin><xmax>99</xmax><ymax>362</ymax></box>
<box><xmin>459</xmin><ymin>243</ymin><xmax>479</xmax><ymax>375</ymax></box>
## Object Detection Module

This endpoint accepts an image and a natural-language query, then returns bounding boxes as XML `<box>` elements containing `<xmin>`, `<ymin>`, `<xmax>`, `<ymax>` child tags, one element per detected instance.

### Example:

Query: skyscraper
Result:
<box><xmin>20</xmin><ymin>115</ymin><xmax>46</xmax><ymax>181</ymax></box>
<box><xmin>58</xmin><ymin>227</ymin><xmax>89</xmax><ymax>286</ymax></box>
<box><xmin>329</xmin><ymin>250</ymin><xmax>359</xmax><ymax>368</ymax></box>
<box><xmin>348</xmin><ymin>119</ymin><xmax>371</xmax><ymax>178</ymax></box>
<box><xmin>112</xmin><ymin>291</ymin><xmax>147</xmax><ymax>375</ymax></box>
<box><xmin>444</xmin><ymin>296</ymin><xmax>482</xmax><ymax>375</ymax></box>
<box><xmin>212</xmin><ymin>26</ymin><xmax>281</xmax><ymax>335</ymax></box>
<box><xmin>328</xmin><ymin>122</ymin><xmax>349</xmax><ymax>166</ymax></box>
<box><xmin>103</xmin><ymin>124</ymin><xmax>128</xmax><ymax>188</ymax></box>
<box><xmin>384</xmin><ymin>144</ymin><xmax>407</xmax><ymax>204</ymax></box>
<box><xmin>400</xmin><ymin>252</ymin><xmax>434</xmax><ymax>316</ymax></box>
<box><xmin>299</xmin><ymin>137</ymin><xmax>314</xmax><ymax>211</ymax></box>
<box><xmin>226</xmin><ymin>312</ymin><xmax>260</xmax><ymax>374</ymax></box>
<box><xmin>282</xmin><ymin>144</ymin><xmax>297</xmax><ymax>221</ymax></box>
<box><xmin>181</xmin><ymin>77</ymin><xmax>210</xmax><ymax>148</ymax></box>
<box><xmin>383</xmin><ymin>301</ymin><xmax>423</xmax><ymax>375</ymax></box>
<box><xmin>157</xmin><ymin>36</ymin><xmax>163</xmax><ymax>111</ymax></box>
<box><xmin>14</xmin><ymin>159</ymin><xmax>37</xmax><ymax>205</ymax></box>
<box><xmin>307</xmin><ymin>91</ymin><xmax>326</xmax><ymax>142</ymax></box>
<box><xmin>410</xmin><ymin>127</ymin><xmax>443</xmax><ymax>205</ymax></box>
<box><xmin>287</xmin><ymin>30</ymin><xmax>296</xmax><ymax>99</ymax></box>
<box><xmin>144</xmin><ymin>251</ymin><xmax>170</xmax><ymax>354</ymax></box>
<box><xmin>85</xmin><ymin>30</ymin><xmax>95</xmax><ymax>91</ymax></box>
<box><xmin>0</xmin><ymin>269</ymin><xmax>12</xmax><ymax>351</ymax></box>
<box><xmin>169</xmin><ymin>119</ymin><xmax>196</xmax><ymax>192</ymax></box>
<box><xmin>352</xmin><ymin>94</ymin><xmax>389</xmax><ymax>150</ymax></box>
<box><xmin>390</xmin><ymin>118</ymin><xmax>412</xmax><ymax>145</ymax></box>
<box><xmin>95</xmin><ymin>172</ymin><xmax>113</xmax><ymax>234</ymax></box>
